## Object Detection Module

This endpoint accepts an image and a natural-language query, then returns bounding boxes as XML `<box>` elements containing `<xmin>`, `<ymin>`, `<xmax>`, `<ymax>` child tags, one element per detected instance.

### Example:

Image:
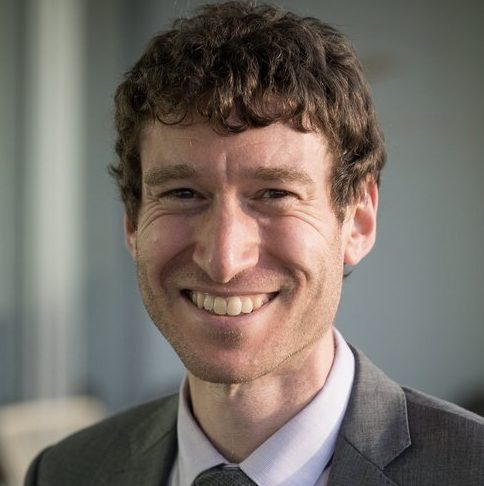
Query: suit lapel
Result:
<box><xmin>328</xmin><ymin>439</ymin><xmax>399</xmax><ymax>486</ymax></box>
<box><xmin>99</xmin><ymin>394</ymin><xmax>179</xmax><ymax>486</ymax></box>
<box><xmin>328</xmin><ymin>347</ymin><xmax>411</xmax><ymax>486</ymax></box>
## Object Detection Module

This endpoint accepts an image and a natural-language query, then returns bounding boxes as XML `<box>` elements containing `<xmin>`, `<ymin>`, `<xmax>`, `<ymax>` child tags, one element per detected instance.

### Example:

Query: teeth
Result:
<box><xmin>203</xmin><ymin>295</ymin><xmax>214</xmax><ymax>311</ymax></box>
<box><xmin>253</xmin><ymin>296</ymin><xmax>263</xmax><ymax>310</ymax></box>
<box><xmin>241</xmin><ymin>298</ymin><xmax>253</xmax><ymax>313</ymax></box>
<box><xmin>213</xmin><ymin>297</ymin><xmax>226</xmax><ymax>315</ymax></box>
<box><xmin>227</xmin><ymin>297</ymin><xmax>242</xmax><ymax>316</ymax></box>
<box><xmin>188</xmin><ymin>291</ymin><xmax>272</xmax><ymax>316</ymax></box>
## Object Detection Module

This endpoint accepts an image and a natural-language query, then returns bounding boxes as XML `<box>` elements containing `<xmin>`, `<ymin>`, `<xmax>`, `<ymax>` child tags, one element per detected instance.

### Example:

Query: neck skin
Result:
<box><xmin>187</xmin><ymin>330</ymin><xmax>335</xmax><ymax>463</ymax></box>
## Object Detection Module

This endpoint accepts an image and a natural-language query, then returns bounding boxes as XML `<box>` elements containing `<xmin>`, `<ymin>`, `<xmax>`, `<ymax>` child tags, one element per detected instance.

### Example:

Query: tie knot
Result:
<box><xmin>193</xmin><ymin>465</ymin><xmax>257</xmax><ymax>485</ymax></box>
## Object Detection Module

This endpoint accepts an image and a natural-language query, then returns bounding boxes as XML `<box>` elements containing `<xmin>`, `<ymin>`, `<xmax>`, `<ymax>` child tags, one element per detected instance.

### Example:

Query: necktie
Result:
<box><xmin>193</xmin><ymin>465</ymin><xmax>257</xmax><ymax>485</ymax></box>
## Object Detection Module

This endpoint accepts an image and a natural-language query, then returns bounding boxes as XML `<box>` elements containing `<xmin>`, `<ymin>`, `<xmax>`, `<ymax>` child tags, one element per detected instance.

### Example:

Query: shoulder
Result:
<box><xmin>42</xmin><ymin>393</ymin><xmax>178</xmax><ymax>457</ymax></box>
<box><xmin>343</xmin><ymin>347</ymin><xmax>484</xmax><ymax>484</ymax></box>
<box><xmin>25</xmin><ymin>394</ymin><xmax>179</xmax><ymax>485</ymax></box>
<box><xmin>351</xmin><ymin>345</ymin><xmax>484</xmax><ymax>439</ymax></box>
<box><xmin>403</xmin><ymin>385</ymin><xmax>484</xmax><ymax>445</ymax></box>
<box><xmin>390</xmin><ymin>386</ymin><xmax>484</xmax><ymax>483</ymax></box>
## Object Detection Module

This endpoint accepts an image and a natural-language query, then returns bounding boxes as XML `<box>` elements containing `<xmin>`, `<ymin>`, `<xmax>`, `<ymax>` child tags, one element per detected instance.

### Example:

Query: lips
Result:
<box><xmin>184</xmin><ymin>290</ymin><xmax>276</xmax><ymax>316</ymax></box>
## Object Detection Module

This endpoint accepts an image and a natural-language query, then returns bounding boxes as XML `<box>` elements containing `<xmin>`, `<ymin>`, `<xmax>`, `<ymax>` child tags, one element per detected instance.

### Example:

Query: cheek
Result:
<box><xmin>137</xmin><ymin>215</ymin><xmax>195</xmax><ymax>265</ymax></box>
<box><xmin>263</xmin><ymin>218</ymin><xmax>342</xmax><ymax>272</ymax></box>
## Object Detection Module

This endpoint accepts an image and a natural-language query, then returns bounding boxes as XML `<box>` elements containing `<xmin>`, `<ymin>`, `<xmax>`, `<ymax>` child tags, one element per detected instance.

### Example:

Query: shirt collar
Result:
<box><xmin>175</xmin><ymin>376</ymin><xmax>227</xmax><ymax>485</ymax></box>
<box><xmin>174</xmin><ymin>329</ymin><xmax>355</xmax><ymax>486</ymax></box>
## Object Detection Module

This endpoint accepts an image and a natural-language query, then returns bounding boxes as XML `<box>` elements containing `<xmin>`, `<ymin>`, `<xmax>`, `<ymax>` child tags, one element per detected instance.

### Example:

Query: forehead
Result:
<box><xmin>139</xmin><ymin>121</ymin><xmax>332</xmax><ymax>176</ymax></box>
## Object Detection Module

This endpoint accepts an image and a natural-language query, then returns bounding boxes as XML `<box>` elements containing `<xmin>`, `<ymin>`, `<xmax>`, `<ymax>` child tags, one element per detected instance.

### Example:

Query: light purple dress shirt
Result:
<box><xmin>168</xmin><ymin>329</ymin><xmax>355</xmax><ymax>486</ymax></box>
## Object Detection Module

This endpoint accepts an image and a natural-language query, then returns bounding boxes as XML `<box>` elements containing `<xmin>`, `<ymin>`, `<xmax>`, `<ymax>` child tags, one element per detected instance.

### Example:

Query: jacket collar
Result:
<box><xmin>328</xmin><ymin>346</ymin><xmax>411</xmax><ymax>485</ymax></box>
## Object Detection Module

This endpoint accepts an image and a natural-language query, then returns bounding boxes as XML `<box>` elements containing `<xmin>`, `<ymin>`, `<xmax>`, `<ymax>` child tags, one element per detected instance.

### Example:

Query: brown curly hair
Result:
<box><xmin>110</xmin><ymin>1</ymin><xmax>386</xmax><ymax>225</ymax></box>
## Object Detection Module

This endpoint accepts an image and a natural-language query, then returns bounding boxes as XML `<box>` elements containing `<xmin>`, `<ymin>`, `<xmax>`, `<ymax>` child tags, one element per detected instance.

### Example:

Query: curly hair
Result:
<box><xmin>110</xmin><ymin>1</ymin><xmax>386</xmax><ymax>225</ymax></box>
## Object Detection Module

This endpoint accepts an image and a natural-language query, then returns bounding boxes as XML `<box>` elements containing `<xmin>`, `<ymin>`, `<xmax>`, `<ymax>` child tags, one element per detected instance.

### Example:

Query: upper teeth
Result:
<box><xmin>189</xmin><ymin>291</ymin><xmax>271</xmax><ymax>316</ymax></box>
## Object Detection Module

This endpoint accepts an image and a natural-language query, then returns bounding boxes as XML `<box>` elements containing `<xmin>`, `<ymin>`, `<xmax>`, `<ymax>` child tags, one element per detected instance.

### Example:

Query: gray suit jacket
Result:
<box><xmin>25</xmin><ymin>348</ymin><xmax>484</xmax><ymax>485</ymax></box>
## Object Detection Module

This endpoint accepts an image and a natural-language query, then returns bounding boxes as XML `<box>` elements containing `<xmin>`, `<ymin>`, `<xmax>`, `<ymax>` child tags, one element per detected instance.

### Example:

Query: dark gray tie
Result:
<box><xmin>193</xmin><ymin>465</ymin><xmax>257</xmax><ymax>485</ymax></box>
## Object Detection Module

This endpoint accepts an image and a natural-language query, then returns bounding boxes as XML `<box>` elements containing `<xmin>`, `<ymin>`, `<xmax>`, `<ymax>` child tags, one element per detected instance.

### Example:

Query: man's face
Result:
<box><xmin>126</xmin><ymin>121</ymin><xmax>372</xmax><ymax>384</ymax></box>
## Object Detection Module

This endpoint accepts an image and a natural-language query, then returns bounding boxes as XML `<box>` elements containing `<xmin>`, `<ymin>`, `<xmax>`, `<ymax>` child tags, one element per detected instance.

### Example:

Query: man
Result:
<box><xmin>26</xmin><ymin>2</ymin><xmax>483</xmax><ymax>485</ymax></box>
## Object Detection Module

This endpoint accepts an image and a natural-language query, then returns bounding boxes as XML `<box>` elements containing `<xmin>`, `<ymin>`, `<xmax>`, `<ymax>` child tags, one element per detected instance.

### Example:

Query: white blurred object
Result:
<box><xmin>0</xmin><ymin>396</ymin><xmax>105</xmax><ymax>486</ymax></box>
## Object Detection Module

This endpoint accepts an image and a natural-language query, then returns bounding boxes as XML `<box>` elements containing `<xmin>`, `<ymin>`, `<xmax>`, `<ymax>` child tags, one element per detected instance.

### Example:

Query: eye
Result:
<box><xmin>259</xmin><ymin>189</ymin><xmax>295</xmax><ymax>200</ymax></box>
<box><xmin>164</xmin><ymin>188</ymin><xmax>198</xmax><ymax>199</ymax></box>
<box><xmin>154</xmin><ymin>187</ymin><xmax>206</xmax><ymax>211</ymax></box>
<box><xmin>252</xmin><ymin>188</ymin><xmax>299</xmax><ymax>213</ymax></box>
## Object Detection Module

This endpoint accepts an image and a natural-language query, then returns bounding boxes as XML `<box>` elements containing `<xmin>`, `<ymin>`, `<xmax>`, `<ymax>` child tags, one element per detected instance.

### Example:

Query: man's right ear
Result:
<box><xmin>124</xmin><ymin>214</ymin><xmax>137</xmax><ymax>260</ymax></box>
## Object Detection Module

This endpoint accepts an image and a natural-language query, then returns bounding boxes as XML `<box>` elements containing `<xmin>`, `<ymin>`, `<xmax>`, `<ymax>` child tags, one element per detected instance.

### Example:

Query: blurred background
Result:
<box><xmin>1</xmin><ymin>0</ymin><xmax>483</xmax><ymax>483</ymax></box>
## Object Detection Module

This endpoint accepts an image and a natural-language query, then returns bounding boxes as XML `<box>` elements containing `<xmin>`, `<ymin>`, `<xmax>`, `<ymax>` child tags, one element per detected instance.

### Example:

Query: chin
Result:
<box><xmin>180</xmin><ymin>348</ymin><xmax>277</xmax><ymax>385</ymax></box>
<box><xmin>188</xmin><ymin>368</ymin><xmax>253</xmax><ymax>385</ymax></box>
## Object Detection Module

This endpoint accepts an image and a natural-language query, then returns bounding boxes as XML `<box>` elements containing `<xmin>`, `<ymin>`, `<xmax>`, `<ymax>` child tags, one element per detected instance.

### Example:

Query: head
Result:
<box><xmin>111</xmin><ymin>1</ymin><xmax>385</xmax><ymax>384</ymax></box>
<box><xmin>110</xmin><ymin>1</ymin><xmax>386</xmax><ymax>227</ymax></box>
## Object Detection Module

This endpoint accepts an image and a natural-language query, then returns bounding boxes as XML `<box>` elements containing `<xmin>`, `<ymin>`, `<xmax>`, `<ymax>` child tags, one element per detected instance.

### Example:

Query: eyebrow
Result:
<box><xmin>143</xmin><ymin>163</ymin><xmax>315</xmax><ymax>186</ymax></box>
<box><xmin>143</xmin><ymin>164</ymin><xmax>197</xmax><ymax>186</ymax></box>
<box><xmin>245</xmin><ymin>166</ymin><xmax>315</xmax><ymax>186</ymax></box>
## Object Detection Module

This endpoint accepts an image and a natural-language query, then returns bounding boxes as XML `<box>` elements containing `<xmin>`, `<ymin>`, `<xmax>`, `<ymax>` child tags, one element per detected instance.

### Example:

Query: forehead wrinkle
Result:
<box><xmin>143</xmin><ymin>164</ymin><xmax>198</xmax><ymax>186</ymax></box>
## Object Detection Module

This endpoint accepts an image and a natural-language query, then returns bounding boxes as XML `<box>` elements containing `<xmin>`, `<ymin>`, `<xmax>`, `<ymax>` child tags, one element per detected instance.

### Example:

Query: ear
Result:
<box><xmin>343</xmin><ymin>181</ymin><xmax>378</xmax><ymax>266</ymax></box>
<box><xmin>124</xmin><ymin>213</ymin><xmax>137</xmax><ymax>260</ymax></box>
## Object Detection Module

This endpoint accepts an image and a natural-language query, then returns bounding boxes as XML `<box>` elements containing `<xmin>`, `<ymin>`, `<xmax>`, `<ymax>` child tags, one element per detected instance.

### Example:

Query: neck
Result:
<box><xmin>187</xmin><ymin>330</ymin><xmax>335</xmax><ymax>462</ymax></box>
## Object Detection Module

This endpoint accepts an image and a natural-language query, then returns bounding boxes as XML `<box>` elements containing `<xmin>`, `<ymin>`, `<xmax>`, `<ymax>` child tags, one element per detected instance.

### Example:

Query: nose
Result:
<box><xmin>192</xmin><ymin>196</ymin><xmax>260</xmax><ymax>283</ymax></box>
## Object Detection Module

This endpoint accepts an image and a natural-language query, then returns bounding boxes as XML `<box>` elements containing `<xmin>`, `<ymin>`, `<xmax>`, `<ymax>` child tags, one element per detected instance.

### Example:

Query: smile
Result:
<box><xmin>184</xmin><ymin>290</ymin><xmax>277</xmax><ymax>317</ymax></box>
